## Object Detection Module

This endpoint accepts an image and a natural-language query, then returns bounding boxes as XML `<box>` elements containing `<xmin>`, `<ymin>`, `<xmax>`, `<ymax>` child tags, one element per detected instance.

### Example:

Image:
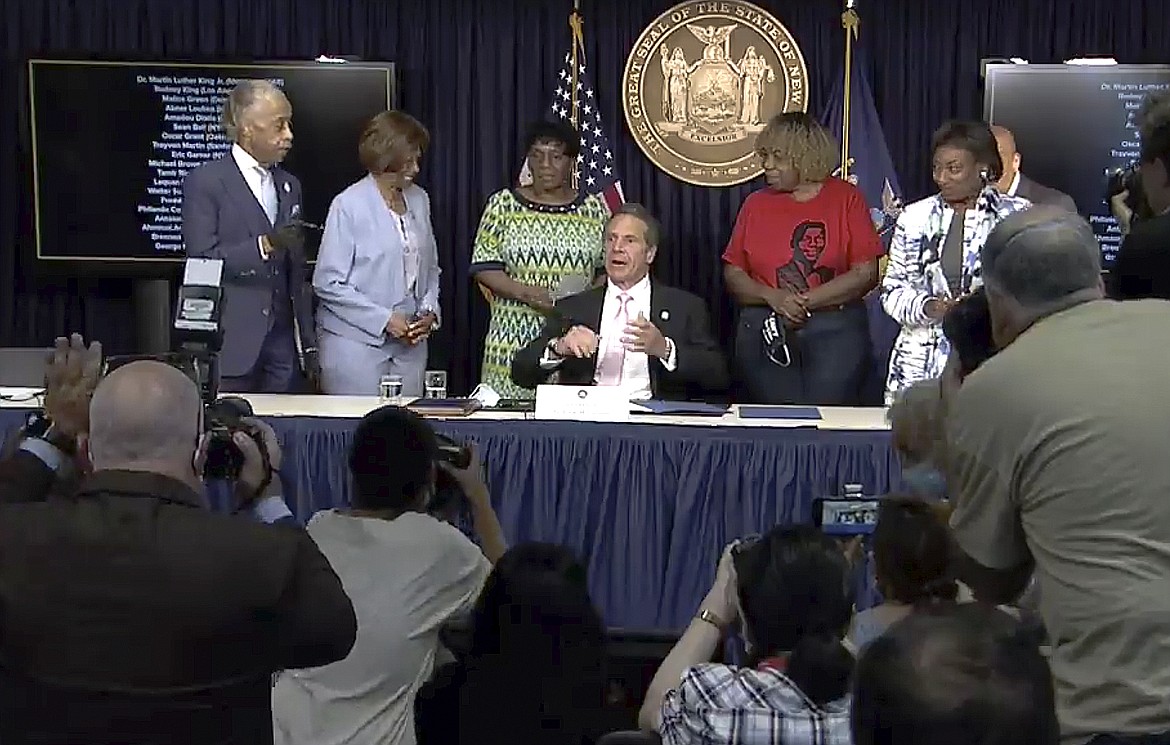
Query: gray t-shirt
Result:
<box><xmin>272</xmin><ymin>511</ymin><xmax>490</xmax><ymax>745</ymax></box>
<box><xmin>949</xmin><ymin>299</ymin><xmax>1170</xmax><ymax>743</ymax></box>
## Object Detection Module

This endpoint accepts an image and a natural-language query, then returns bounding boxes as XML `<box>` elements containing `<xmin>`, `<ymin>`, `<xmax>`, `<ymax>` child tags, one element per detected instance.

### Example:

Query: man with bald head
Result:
<box><xmin>990</xmin><ymin>124</ymin><xmax>1078</xmax><ymax>213</ymax></box>
<box><xmin>182</xmin><ymin>79</ymin><xmax>319</xmax><ymax>393</ymax></box>
<box><xmin>0</xmin><ymin>345</ymin><xmax>356</xmax><ymax>745</ymax></box>
<box><xmin>947</xmin><ymin>206</ymin><xmax>1170</xmax><ymax>743</ymax></box>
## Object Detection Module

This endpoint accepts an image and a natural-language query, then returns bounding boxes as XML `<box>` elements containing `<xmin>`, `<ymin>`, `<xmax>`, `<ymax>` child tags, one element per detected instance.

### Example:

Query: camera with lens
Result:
<box><xmin>203</xmin><ymin>396</ymin><xmax>271</xmax><ymax>481</ymax></box>
<box><xmin>1106</xmin><ymin>162</ymin><xmax>1148</xmax><ymax>220</ymax></box>
<box><xmin>1107</xmin><ymin>162</ymin><xmax>1139</xmax><ymax>199</ymax></box>
<box><xmin>427</xmin><ymin>433</ymin><xmax>474</xmax><ymax>519</ymax></box>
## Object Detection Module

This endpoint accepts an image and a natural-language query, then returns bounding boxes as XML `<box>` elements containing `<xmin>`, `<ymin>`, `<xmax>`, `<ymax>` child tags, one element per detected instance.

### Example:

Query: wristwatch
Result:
<box><xmin>22</xmin><ymin>410</ymin><xmax>78</xmax><ymax>456</ymax></box>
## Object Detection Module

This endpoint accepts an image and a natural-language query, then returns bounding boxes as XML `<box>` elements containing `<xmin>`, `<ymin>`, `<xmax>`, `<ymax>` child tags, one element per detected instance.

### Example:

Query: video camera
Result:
<box><xmin>103</xmin><ymin>259</ymin><xmax>269</xmax><ymax>481</ymax></box>
<box><xmin>813</xmin><ymin>484</ymin><xmax>878</xmax><ymax>537</ymax></box>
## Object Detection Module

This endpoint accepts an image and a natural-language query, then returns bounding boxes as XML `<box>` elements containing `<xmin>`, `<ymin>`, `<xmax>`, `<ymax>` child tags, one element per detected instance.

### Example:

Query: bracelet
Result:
<box><xmin>695</xmin><ymin>608</ymin><xmax>728</xmax><ymax>632</ymax></box>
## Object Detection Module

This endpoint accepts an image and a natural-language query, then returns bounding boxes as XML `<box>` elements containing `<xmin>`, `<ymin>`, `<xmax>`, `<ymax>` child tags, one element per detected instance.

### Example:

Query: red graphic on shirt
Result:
<box><xmin>776</xmin><ymin>221</ymin><xmax>834</xmax><ymax>292</ymax></box>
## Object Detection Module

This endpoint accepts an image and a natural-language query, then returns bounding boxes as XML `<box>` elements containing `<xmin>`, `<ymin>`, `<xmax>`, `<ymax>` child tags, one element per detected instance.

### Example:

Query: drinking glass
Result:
<box><xmin>379</xmin><ymin>373</ymin><xmax>404</xmax><ymax>404</ymax></box>
<box><xmin>424</xmin><ymin>370</ymin><xmax>448</xmax><ymax>399</ymax></box>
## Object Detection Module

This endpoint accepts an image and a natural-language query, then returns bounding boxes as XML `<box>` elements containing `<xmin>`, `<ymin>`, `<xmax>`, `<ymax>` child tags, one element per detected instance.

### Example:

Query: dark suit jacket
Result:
<box><xmin>511</xmin><ymin>282</ymin><xmax>729</xmax><ymax>401</ymax></box>
<box><xmin>1017</xmin><ymin>174</ymin><xmax>1078</xmax><ymax>214</ymax></box>
<box><xmin>1111</xmin><ymin>211</ymin><xmax>1170</xmax><ymax>301</ymax></box>
<box><xmin>181</xmin><ymin>155</ymin><xmax>315</xmax><ymax>378</ymax></box>
<box><xmin>0</xmin><ymin>449</ymin><xmax>357</xmax><ymax>745</ymax></box>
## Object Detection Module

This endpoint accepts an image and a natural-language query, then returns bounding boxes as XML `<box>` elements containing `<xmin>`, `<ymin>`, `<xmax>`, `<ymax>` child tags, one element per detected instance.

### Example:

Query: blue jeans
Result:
<box><xmin>734</xmin><ymin>302</ymin><xmax>870</xmax><ymax>405</ymax></box>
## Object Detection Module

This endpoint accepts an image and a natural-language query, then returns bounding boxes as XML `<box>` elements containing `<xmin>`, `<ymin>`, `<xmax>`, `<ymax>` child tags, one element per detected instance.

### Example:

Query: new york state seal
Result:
<box><xmin>622</xmin><ymin>0</ymin><xmax>809</xmax><ymax>187</ymax></box>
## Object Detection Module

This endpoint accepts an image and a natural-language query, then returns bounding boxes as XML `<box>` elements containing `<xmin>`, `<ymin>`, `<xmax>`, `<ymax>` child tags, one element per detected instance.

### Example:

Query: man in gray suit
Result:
<box><xmin>991</xmin><ymin>125</ymin><xmax>1078</xmax><ymax>213</ymax></box>
<box><xmin>181</xmin><ymin>80</ymin><xmax>319</xmax><ymax>393</ymax></box>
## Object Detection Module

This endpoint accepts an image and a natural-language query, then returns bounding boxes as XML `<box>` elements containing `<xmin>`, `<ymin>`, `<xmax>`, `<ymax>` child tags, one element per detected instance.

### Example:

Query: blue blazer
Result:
<box><xmin>312</xmin><ymin>176</ymin><xmax>441</xmax><ymax>346</ymax></box>
<box><xmin>181</xmin><ymin>155</ymin><xmax>315</xmax><ymax>377</ymax></box>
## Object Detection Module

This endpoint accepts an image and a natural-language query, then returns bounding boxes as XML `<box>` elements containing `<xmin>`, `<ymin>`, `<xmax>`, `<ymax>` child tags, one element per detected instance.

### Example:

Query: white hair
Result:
<box><xmin>221</xmin><ymin>79</ymin><xmax>284</xmax><ymax>142</ymax></box>
<box><xmin>981</xmin><ymin>207</ymin><xmax>1101</xmax><ymax>310</ymax></box>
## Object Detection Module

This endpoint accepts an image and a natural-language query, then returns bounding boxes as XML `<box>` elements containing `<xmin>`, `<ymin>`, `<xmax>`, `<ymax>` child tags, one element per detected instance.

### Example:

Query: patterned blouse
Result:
<box><xmin>658</xmin><ymin>663</ymin><xmax>852</xmax><ymax>745</ymax></box>
<box><xmin>470</xmin><ymin>189</ymin><xmax>609</xmax><ymax>399</ymax></box>
<box><xmin>880</xmin><ymin>187</ymin><xmax>1030</xmax><ymax>404</ymax></box>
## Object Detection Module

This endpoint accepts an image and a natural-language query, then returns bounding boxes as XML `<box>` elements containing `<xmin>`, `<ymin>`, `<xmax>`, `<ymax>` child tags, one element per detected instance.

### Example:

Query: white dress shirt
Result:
<box><xmin>231</xmin><ymin>143</ymin><xmax>276</xmax><ymax>259</ymax></box>
<box><xmin>389</xmin><ymin>201</ymin><xmax>420</xmax><ymax>295</ymax></box>
<box><xmin>540</xmin><ymin>275</ymin><xmax>677</xmax><ymax>401</ymax></box>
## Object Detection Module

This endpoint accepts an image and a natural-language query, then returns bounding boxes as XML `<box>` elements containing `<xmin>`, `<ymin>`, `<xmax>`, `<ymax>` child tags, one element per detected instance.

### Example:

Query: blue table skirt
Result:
<box><xmin>0</xmin><ymin>409</ymin><xmax>895</xmax><ymax>630</ymax></box>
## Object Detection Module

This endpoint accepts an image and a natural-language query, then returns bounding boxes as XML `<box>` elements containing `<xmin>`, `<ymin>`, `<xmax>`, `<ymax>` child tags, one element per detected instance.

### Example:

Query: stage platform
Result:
<box><xmin>0</xmin><ymin>391</ymin><xmax>895</xmax><ymax>630</ymax></box>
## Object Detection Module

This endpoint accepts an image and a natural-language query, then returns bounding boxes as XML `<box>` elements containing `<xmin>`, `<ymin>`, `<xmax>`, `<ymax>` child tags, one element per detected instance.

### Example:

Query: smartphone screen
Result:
<box><xmin>813</xmin><ymin>498</ymin><xmax>880</xmax><ymax>536</ymax></box>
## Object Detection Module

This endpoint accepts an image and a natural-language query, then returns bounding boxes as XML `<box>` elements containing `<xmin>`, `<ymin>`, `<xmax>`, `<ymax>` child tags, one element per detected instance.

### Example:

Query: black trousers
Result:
<box><xmin>734</xmin><ymin>302</ymin><xmax>871</xmax><ymax>406</ymax></box>
<box><xmin>1090</xmin><ymin>735</ymin><xmax>1170</xmax><ymax>745</ymax></box>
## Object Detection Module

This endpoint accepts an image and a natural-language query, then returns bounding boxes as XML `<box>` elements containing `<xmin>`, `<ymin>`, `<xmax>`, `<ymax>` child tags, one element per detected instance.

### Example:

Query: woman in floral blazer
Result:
<box><xmin>881</xmin><ymin>120</ymin><xmax>1031</xmax><ymax>404</ymax></box>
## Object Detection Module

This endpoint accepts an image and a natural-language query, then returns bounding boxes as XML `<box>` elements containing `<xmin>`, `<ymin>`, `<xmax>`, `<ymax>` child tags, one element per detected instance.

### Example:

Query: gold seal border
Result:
<box><xmin>621</xmin><ymin>0</ymin><xmax>810</xmax><ymax>187</ymax></box>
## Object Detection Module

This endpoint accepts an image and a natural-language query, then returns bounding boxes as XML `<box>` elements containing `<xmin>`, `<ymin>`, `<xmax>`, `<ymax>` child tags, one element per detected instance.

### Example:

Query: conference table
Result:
<box><xmin>0</xmin><ymin>389</ymin><xmax>897</xmax><ymax>630</ymax></box>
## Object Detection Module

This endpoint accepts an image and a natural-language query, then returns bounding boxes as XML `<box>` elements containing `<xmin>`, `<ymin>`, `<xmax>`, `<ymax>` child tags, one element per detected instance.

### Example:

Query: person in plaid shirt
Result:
<box><xmin>638</xmin><ymin>526</ymin><xmax>854</xmax><ymax>745</ymax></box>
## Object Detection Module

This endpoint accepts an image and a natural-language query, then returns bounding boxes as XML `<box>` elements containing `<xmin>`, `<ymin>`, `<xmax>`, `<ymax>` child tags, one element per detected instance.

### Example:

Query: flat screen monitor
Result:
<box><xmin>28</xmin><ymin>59</ymin><xmax>396</xmax><ymax>269</ymax></box>
<box><xmin>983</xmin><ymin>64</ymin><xmax>1170</xmax><ymax>267</ymax></box>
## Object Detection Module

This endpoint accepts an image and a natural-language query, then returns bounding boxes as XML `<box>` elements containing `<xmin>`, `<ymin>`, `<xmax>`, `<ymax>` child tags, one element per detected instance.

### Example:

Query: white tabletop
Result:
<box><xmin>0</xmin><ymin>388</ymin><xmax>890</xmax><ymax>431</ymax></box>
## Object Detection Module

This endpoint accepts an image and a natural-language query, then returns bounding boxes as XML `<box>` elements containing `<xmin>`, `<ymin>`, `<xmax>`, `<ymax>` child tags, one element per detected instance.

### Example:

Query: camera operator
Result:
<box><xmin>1112</xmin><ymin>90</ymin><xmax>1170</xmax><ymax>300</ymax></box>
<box><xmin>272</xmin><ymin>405</ymin><xmax>506</xmax><ymax>745</ymax></box>
<box><xmin>0</xmin><ymin>334</ymin><xmax>356</xmax><ymax>745</ymax></box>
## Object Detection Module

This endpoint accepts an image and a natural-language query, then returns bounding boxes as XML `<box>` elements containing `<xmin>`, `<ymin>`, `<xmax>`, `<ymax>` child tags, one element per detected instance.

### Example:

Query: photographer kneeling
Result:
<box><xmin>273</xmin><ymin>405</ymin><xmax>506</xmax><ymax>745</ymax></box>
<box><xmin>0</xmin><ymin>335</ymin><xmax>356</xmax><ymax>745</ymax></box>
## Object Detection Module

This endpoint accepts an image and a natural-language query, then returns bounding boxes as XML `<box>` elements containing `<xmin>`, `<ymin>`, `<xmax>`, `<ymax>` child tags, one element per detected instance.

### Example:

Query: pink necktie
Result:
<box><xmin>595</xmin><ymin>293</ymin><xmax>631</xmax><ymax>386</ymax></box>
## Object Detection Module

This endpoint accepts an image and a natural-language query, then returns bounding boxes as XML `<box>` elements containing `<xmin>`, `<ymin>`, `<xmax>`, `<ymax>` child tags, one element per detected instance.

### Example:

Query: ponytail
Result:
<box><xmin>785</xmin><ymin>632</ymin><xmax>855</xmax><ymax>706</ymax></box>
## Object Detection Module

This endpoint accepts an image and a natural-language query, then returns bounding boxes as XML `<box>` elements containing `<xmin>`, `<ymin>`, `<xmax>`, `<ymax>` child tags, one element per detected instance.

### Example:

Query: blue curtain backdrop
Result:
<box><xmin>2</xmin><ymin>0</ymin><xmax>1169</xmax><ymax>394</ymax></box>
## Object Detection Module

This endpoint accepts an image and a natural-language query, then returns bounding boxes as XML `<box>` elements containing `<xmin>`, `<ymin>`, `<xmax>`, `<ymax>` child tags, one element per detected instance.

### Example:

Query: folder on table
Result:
<box><xmin>632</xmin><ymin>399</ymin><xmax>729</xmax><ymax>417</ymax></box>
<box><xmin>407</xmin><ymin>398</ymin><xmax>483</xmax><ymax>417</ymax></box>
<box><xmin>737</xmin><ymin>406</ymin><xmax>822</xmax><ymax>420</ymax></box>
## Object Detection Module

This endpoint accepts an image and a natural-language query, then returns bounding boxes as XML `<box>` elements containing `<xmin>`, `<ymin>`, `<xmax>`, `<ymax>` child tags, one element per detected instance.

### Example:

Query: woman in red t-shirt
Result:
<box><xmin>723</xmin><ymin>112</ymin><xmax>884</xmax><ymax>405</ymax></box>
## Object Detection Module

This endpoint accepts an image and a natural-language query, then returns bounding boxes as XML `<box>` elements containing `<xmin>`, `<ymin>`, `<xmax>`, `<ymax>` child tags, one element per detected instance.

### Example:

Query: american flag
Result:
<box><xmin>519</xmin><ymin>48</ymin><xmax>625</xmax><ymax>213</ymax></box>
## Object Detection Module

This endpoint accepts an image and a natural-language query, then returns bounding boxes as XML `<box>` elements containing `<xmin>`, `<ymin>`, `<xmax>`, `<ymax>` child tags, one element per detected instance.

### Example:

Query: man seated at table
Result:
<box><xmin>511</xmin><ymin>203</ymin><xmax>729</xmax><ymax>402</ymax></box>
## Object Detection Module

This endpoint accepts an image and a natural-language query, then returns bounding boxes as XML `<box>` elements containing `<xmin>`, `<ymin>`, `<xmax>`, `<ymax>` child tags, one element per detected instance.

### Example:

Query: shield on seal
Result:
<box><xmin>688</xmin><ymin>58</ymin><xmax>741</xmax><ymax>133</ymax></box>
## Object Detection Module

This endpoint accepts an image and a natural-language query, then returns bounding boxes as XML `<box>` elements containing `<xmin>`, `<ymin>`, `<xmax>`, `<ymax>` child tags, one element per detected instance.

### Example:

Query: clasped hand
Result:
<box><xmin>768</xmin><ymin>288</ymin><xmax>810</xmax><ymax>326</ymax></box>
<box><xmin>385</xmin><ymin>312</ymin><xmax>437</xmax><ymax>345</ymax></box>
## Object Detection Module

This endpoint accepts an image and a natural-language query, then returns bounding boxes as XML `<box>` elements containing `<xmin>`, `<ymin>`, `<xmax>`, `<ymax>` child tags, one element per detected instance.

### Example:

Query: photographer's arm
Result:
<box><xmin>465</xmin><ymin>480</ymin><xmax>506</xmax><ymax>565</ymax></box>
<box><xmin>640</xmin><ymin>543</ymin><xmax>738</xmax><ymax>733</ymax></box>
<box><xmin>233</xmin><ymin>419</ymin><xmax>296</xmax><ymax>525</ymax></box>
<box><xmin>0</xmin><ymin>442</ymin><xmax>60</xmax><ymax>504</ymax></box>
<box><xmin>441</xmin><ymin>452</ymin><xmax>507</xmax><ymax>565</ymax></box>
<box><xmin>0</xmin><ymin>334</ymin><xmax>101</xmax><ymax>504</ymax></box>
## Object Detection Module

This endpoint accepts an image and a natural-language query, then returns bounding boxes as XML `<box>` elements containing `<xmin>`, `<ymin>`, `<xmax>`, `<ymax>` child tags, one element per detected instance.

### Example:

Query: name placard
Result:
<box><xmin>534</xmin><ymin>385</ymin><xmax>630</xmax><ymax>422</ymax></box>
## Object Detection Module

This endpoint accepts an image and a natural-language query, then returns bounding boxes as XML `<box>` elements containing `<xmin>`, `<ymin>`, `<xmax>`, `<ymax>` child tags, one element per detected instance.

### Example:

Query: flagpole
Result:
<box><xmin>569</xmin><ymin>0</ymin><xmax>584</xmax><ymax>190</ymax></box>
<box><xmin>839</xmin><ymin>0</ymin><xmax>860</xmax><ymax>180</ymax></box>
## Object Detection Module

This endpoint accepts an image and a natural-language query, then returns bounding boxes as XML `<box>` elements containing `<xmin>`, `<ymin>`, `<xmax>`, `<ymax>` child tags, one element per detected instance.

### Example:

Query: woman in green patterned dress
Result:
<box><xmin>470</xmin><ymin>120</ymin><xmax>609</xmax><ymax>399</ymax></box>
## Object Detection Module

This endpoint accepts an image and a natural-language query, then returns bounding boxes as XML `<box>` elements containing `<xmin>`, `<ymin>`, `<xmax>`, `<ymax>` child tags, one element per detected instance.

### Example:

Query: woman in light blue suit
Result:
<box><xmin>313</xmin><ymin>111</ymin><xmax>441</xmax><ymax>396</ymax></box>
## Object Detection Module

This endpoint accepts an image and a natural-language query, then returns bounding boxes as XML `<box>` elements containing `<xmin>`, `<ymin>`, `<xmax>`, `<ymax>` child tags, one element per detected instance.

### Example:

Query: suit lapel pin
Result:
<box><xmin>660</xmin><ymin>310</ymin><xmax>670</xmax><ymax>322</ymax></box>
<box><xmin>283</xmin><ymin>182</ymin><xmax>290</xmax><ymax>193</ymax></box>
